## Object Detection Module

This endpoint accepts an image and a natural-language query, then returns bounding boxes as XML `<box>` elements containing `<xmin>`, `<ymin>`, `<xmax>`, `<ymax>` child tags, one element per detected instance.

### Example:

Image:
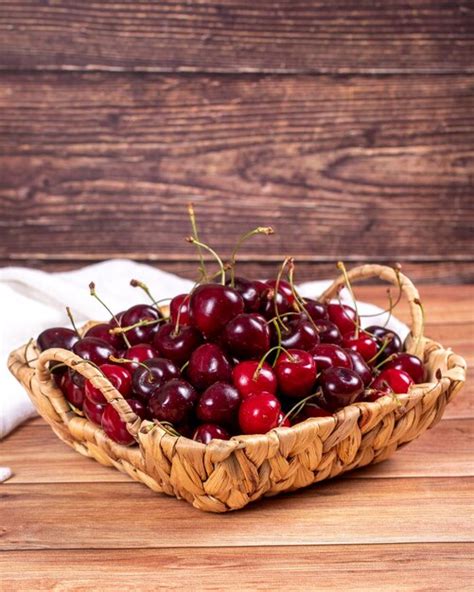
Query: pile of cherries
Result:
<box><xmin>36</xmin><ymin>274</ymin><xmax>425</xmax><ymax>446</ymax></box>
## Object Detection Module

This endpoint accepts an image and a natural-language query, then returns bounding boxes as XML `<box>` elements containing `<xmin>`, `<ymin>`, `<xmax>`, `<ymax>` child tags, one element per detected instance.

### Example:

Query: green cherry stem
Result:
<box><xmin>229</xmin><ymin>226</ymin><xmax>274</xmax><ymax>287</ymax></box>
<box><xmin>89</xmin><ymin>282</ymin><xmax>131</xmax><ymax>348</ymax></box>
<box><xmin>129</xmin><ymin>279</ymin><xmax>159</xmax><ymax>307</ymax></box>
<box><xmin>187</xmin><ymin>202</ymin><xmax>207</xmax><ymax>282</ymax></box>
<box><xmin>186</xmin><ymin>236</ymin><xmax>226</xmax><ymax>285</ymax></box>
<box><xmin>66</xmin><ymin>307</ymin><xmax>81</xmax><ymax>337</ymax></box>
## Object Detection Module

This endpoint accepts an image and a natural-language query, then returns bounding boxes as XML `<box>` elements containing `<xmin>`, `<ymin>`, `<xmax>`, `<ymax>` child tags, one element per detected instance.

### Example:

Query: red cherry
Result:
<box><xmin>238</xmin><ymin>392</ymin><xmax>281</xmax><ymax>434</ymax></box>
<box><xmin>381</xmin><ymin>353</ymin><xmax>424</xmax><ymax>384</ymax></box>
<box><xmin>193</xmin><ymin>423</ymin><xmax>230</xmax><ymax>444</ymax></box>
<box><xmin>85</xmin><ymin>322</ymin><xmax>125</xmax><ymax>350</ymax></box>
<box><xmin>302</xmin><ymin>299</ymin><xmax>329</xmax><ymax>322</ymax></box>
<box><xmin>345</xmin><ymin>349</ymin><xmax>372</xmax><ymax>386</ymax></box>
<box><xmin>84</xmin><ymin>363</ymin><xmax>132</xmax><ymax>405</ymax></box>
<box><xmin>37</xmin><ymin>327</ymin><xmax>79</xmax><ymax>352</ymax></box>
<box><xmin>265</xmin><ymin>279</ymin><xmax>295</xmax><ymax>304</ymax></box>
<box><xmin>83</xmin><ymin>397</ymin><xmax>106</xmax><ymax>426</ymax></box>
<box><xmin>365</xmin><ymin>325</ymin><xmax>402</xmax><ymax>361</ymax></box>
<box><xmin>327</xmin><ymin>303</ymin><xmax>358</xmax><ymax>334</ymax></box>
<box><xmin>71</xmin><ymin>337</ymin><xmax>117</xmax><ymax>388</ymax></box>
<box><xmin>277</xmin><ymin>411</ymin><xmax>292</xmax><ymax>427</ymax></box>
<box><xmin>131</xmin><ymin>358</ymin><xmax>180</xmax><ymax>402</ymax></box>
<box><xmin>222</xmin><ymin>313</ymin><xmax>270</xmax><ymax>360</ymax></box>
<box><xmin>170</xmin><ymin>294</ymin><xmax>192</xmax><ymax>326</ymax></box>
<box><xmin>314</xmin><ymin>319</ymin><xmax>343</xmax><ymax>345</ymax></box>
<box><xmin>372</xmin><ymin>368</ymin><xmax>414</xmax><ymax>394</ymax></box>
<box><xmin>278</xmin><ymin>315</ymin><xmax>320</xmax><ymax>351</ymax></box>
<box><xmin>320</xmin><ymin>367</ymin><xmax>364</xmax><ymax>411</ymax></box>
<box><xmin>197</xmin><ymin>382</ymin><xmax>240</xmax><ymax>425</ymax></box>
<box><xmin>190</xmin><ymin>283</ymin><xmax>244</xmax><ymax>338</ymax></box>
<box><xmin>229</xmin><ymin>277</ymin><xmax>264</xmax><ymax>312</ymax></box>
<box><xmin>59</xmin><ymin>372</ymin><xmax>85</xmax><ymax>410</ymax></box>
<box><xmin>148</xmin><ymin>378</ymin><xmax>198</xmax><ymax>425</ymax></box>
<box><xmin>259</xmin><ymin>289</ymin><xmax>292</xmax><ymax>320</ymax></box>
<box><xmin>275</xmin><ymin>349</ymin><xmax>317</xmax><ymax>398</ymax></box>
<box><xmin>123</xmin><ymin>343</ymin><xmax>159</xmax><ymax>372</ymax></box>
<box><xmin>120</xmin><ymin>304</ymin><xmax>163</xmax><ymax>345</ymax></box>
<box><xmin>342</xmin><ymin>330</ymin><xmax>379</xmax><ymax>362</ymax></box>
<box><xmin>153</xmin><ymin>322</ymin><xmax>202</xmax><ymax>367</ymax></box>
<box><xmin>187</xmin><ymin>343</ymin><xmax>232</xmax><ymax>391</ymax></box>
<box><xmin>102</xmin><ymin>398</ymin><xmax>146</xmax><ymax>445</ymax></box>
<box><xmin>232</xmin><ymin>360</ymin><xmax>277</xmax><ymax>399</ymax></box>
<box><xmin>310</xmin><ymin>343</ymin><xmax>352</xmax><ymax>372</ymax></box>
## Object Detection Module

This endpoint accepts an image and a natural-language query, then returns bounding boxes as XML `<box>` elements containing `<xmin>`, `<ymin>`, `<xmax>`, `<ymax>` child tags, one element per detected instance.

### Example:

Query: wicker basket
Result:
<box><xmin>8</xmin><ymin>264</ymin><xmax>467</xmax><ymax>513</ymax></box>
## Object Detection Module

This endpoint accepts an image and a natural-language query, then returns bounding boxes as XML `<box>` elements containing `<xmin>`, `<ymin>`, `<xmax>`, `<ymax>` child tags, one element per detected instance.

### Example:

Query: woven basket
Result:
<box><xmin>8</xmin><ymin>264</ymin><xmax>466</xmax><ymax>513</ymax></box>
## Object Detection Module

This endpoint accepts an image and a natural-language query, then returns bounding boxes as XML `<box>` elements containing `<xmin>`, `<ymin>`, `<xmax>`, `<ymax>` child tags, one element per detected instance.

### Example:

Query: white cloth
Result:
<box><xmin>0</xmin><ymin>260</ymin><xmax>409</xmax><ymax>441</ymax></box>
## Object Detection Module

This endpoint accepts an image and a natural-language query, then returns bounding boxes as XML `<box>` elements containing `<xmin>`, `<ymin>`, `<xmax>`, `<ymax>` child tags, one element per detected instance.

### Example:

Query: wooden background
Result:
<box><xmin>0</xmin><ymin>1</ymin><xmax>473</xmax><ymax>283</ymax></box>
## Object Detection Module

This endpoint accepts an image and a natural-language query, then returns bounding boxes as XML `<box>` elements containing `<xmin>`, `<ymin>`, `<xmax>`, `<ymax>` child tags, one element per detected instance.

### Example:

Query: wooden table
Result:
<box><xmin>1</xmin><ymin>285</ymin><xmax>473</xmax><ymax>591</ymax></box>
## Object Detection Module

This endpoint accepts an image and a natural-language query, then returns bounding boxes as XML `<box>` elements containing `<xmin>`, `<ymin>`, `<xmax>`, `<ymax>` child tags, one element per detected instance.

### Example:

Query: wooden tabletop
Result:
<box><xmin>1</xmin><ymin>284</ymin><xmax>473</xmax><ymax>591</ymax></box>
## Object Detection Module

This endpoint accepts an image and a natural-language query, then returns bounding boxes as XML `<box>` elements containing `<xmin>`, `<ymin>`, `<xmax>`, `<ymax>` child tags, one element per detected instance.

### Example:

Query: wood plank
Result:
<box><xmin>0</xmin><ymin>1</ymin><xmax>472</xmax><ymax>74</ymax></box>
<box><xmin>0</xmin><ymin>73</ymin><xmax>473</xmax><ymax>271</ymax></box>
<box><xmin>1</xmin><ymin>544</ymin><xmax>473</xmax><ymax>591</ymax></box>
<box><xmin>2</xmin><ymin>477</ymin><xmax>473</xmax><ymax>549</ymax></box>
<box><xmin>2</xmin><ymin>417</ymin><xmax>473</xmax><ymax>485</ymax></box>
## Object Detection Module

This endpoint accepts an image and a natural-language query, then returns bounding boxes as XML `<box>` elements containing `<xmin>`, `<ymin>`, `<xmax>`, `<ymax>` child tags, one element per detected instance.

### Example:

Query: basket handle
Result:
<box><xmin>318</xmin><ymin>264</ymin><xmax>425</xmax><ymax>359</ymax></box>
<box><xmin>36</xmin><ymin>348</ymin><xmax>142</xmax><ymax>439</ymax></box>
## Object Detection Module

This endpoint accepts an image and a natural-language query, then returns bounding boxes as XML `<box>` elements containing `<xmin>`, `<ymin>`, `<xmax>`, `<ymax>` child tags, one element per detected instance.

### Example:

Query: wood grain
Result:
<box><xmin>1</xmin><ymin>1</ymin><xmax>472</xmax><ymax>74</ymax></box>
<box><xmin>2</xmin><ymin>544</ymin><xmax>473</xmax><ymax>592</ymax></box>
<box><xmin>1</xmin><ymin>73</ymin><xmax>473</xmax><ymax>278</ymax></box>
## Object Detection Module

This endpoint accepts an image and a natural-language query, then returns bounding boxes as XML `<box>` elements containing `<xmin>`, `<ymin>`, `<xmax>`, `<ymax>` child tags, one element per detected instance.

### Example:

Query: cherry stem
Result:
<box><xmin>89</xmin><ymin>282</ymin><xmax>131</xmax><ymax>348</ymax></box>
<box><xmin>280</xmin><ymin>391</ymin><xmax>323</xmax><ymax>426</ymax></box>
<box><xmin>265</xmin><ymin>311</ymin><xmax>301</xmax><ymax>325</ymax></box>
<box><xmin>336</xmin><ymin>261</ymin><xmax>361</xmax><ymax>338</ymax></box>
<box><xmin>180</xmin><ymin>360</ymin><xmax>190</xmax><ymax>373</ymax></box>
<box><xmin>373</xmin><ymin>353</ymin><xmax>398</xmax><ymax>371</ymax></box>
<box><xmin>253</xmin><ymin>335</ymin><xmax>294</xmax><ymax>378</ymax></box>
<box><xmin>109</xmin><ymin>355</ymin><xmax>154</xmax><ymax>381</ymax></box>
<box><xmin>273</xmin><ymin>256</ymin><xmax>293</xmax><ymax>331</ymax></box>
<box><xmin>186</xmin><ymin>236</ymin><xmax>226</xmax><ymax>285</ymax></box>
<box><xmin>229</xmin><ymin>226</ymin><xmax>274</xmax><ymax>287</ymax></box>
<box><xmin>367</xmin><ymin>334</ymin><xmax>393</xmax><ymax>365</ymax></box>
<box><xmin>66</xmin><ymin>307</ymin><xmax>80</xmax><ymax>337</ymax></box>
<box><xmin>130</xmin><ymin>279</ymin><xmax>158</xmax><ymax>307</ymax></box>
<box><xmin>187</xmin><ymin>202</ymin><xmax>207</xmax><ymax>282</ymax></box>
<box><xmin>287</xmin><ymin>259</ymin><xmax>320</xmax><ymax>333</ymax></box>
<box><xmin>110</xmin><ymin>317</ymin><xmax>166</xmax><ymax>335</ymax></box>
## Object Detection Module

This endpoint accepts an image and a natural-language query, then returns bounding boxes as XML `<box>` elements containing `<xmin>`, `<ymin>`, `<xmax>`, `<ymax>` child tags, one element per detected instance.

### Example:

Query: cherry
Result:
<box><xmin>190</xmin><ymin>283</ymin><xmax>244</xmax><ymax>338</ymax></box>
<box><xmin>85</xmin><ymin>363</ymin><xmax>132</xmax><ymax>405</ymax></box>
<box><xmin>259</xmin><ymin>289</ymin><xmax>292</xmax><ymax>321</ymax></box>
<box><xmin>314</xmin><ymin>319</ymin><xmax>343</xmax><ymax>345</ymax></box>
<box><xmin>197</xmin><ymin>382</ymin><xmax>240</xmax><ymax>425</ymax></box>
<box><xmin>193</xmin><ymin>423</ymin><xmax>230</xmax><ymax>444</ymax></box>
<box><xmin>153</xmin><ymin>323</ymin><xmax>202</xmax><ymax>367</ymax></box>
<box><xmin>132</xmin><ymin>358</ymin><xmax>180</xmax><ymax>402</ymax></box>
<box><xmin>229</xmin><ymin>277</ymin><xmax>263</xmax><ymax>312</ymax></box>
<box><xmin>232</xmin><ymin>360</ymin><xmax>277</xmax><ymax>399</ymax></box>
<box><xmin>345</xmin><ymin>349</ymin><xmax>372</xmax><ymax>386</ymax></box>
<box><xmin>123</xmin><ymin>343</ymin><xmax>159</xmax><ymax>372</ymax></box>
<box><xmin>381</xmin><ymin>353</ymin><xmax>424</xmax><ymax>384</ymax></box>
<box><xmin>148</xmin><ymin>378</ymin><xmax>198</xmax><ymax>425</ymax></box>
<box><xmin>72</xmin><ymin>337</ymin><xmax>116</xmax><ymax>366</ymax></box>
<box><xmin>365</xmin><ymin>325</ymin><xmax>402</xmax><ymax>361</ymax></box>
<box><xmin>310</xmin><ymin>343</ymin><xmax>352</xmax><ymax>372</ymax></box>
<box><xmin>102</xmin><ymin>398</ymin><xmax>146</xmax><ymax>445</ymax></box>
<box><xmin>275</xmin><ymin>349</ymin><xmax>317</xmax><ymax>398</ymax></box>
<box><xmin>170</xmin><ymin>294</ymin><xmax>192</xmax><ymax>326</ymax></box>
<box><xmin>120</xmin><ymin>304</ymin><xmax>163</xmax><ymax>345</ymax></box>
<box><xmin>342</xmin><ymin>330</ymin><xmax>379</xmax><ymax>362</ymax></box>
<box><xmin>277</xmin><ymin>411</ymin><xmax>292</xmax><ymax>427</ymax></box>
<box><xmin>37</xmin><ymin>327</ymin><xmax>79</xmax><ymax>352</ymax></box>
<box><xmin>279</xmin><ymin>315</ymin><xmax>320</xmax><ymax>351</ymax></box>
<box><xmin>302</xmin><ymin>299</ymin><xmax>329</xmax><ymax>322</ymax></box>
<box><xmin>85</xmin><ymin>322</ymin><xmax>125</xmax><ymax>350</ymax></box>
<box><xmin>302</xmin><ymin>403</ymin><xmax>332</xmax><ymax>418</ymax></box>
<box><xmin>327</xmin><ymin>303</ymin><xmax>358</xmax><ymax>335</ymax></box>
<box><xmin>372</xmin><ymin>368</ymin><xmax>414</xmax><ymax>394</ymax></box>
<box><xmin>265</xmin><ymin>279</ymin><xmax>295</xmax><ymax>304</ymax></box>
<box><xmin>320</xmin><ymin>367</ymin><xmax>364</xmax><ymax>411</ymax></box>
<box><xmin>83</xmin><ymin>397</ymin><xmax>106</xmax><ymax>426</ymax></box>
<box><xmin>222</xmin><ymin>313</ymin><xmax>270</xmax><ymax>360</ymax></box>
<box><xmin>59</xmin><ymin>372</ymin><xmax>85</xmax><ymax>410</ymax></box>
<box><xmin>187</xmin><ymin>343</ymin><xmax>232</xmax><ymax>391</ymax></box>
<box><xmin>238</xmin><ymin>392</ymin><xmax>281</xmax><ymax>434</ymax></box>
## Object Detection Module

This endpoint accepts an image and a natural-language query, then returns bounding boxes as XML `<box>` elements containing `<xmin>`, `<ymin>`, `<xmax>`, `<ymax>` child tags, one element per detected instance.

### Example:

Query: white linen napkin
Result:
<box><xmin>0</xmin><ymin>260</ymin><xmax>409</xmax><ymax>444</ymax></box>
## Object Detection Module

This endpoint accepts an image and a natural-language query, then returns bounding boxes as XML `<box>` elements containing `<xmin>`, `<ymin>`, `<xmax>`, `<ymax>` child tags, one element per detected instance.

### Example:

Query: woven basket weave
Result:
<box><xmin>8</xmin><ymin>264</ymin><xmax>466</xmax><ymax>512</ymax></box>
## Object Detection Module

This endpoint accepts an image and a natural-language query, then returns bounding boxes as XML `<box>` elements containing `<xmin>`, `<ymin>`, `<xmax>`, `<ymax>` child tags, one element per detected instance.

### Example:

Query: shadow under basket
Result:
<box><xmin>8</xmin><ymin>265</ymin><xmax>467</xmax><ymax>513</ymax></box>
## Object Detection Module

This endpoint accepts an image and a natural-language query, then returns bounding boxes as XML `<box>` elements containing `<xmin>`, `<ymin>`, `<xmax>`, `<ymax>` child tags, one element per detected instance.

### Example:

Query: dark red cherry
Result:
<box><xmin>302</xmin><ymin>403</ymin><xmax>332</xmax><ymax>419</ymax></box>
<box><xmin>327</xmin><ymin>303</ymin><xmax>358</xmax><ymax>335</ymax></box>
<box><xmin>153</xmin><ymin>323</ymin><xmax>202</xmax><ymax>367</ymax></box>
<box><xmin>277</xmin><ymin>411</ymin><xmax>292</xmax><ymax>427</ymax></box>
<box><xmin>148</xmin><ymin>378</ymin><xmax>198</xmax><ymax>425</ymax></box>
<box><xmin>314</xmin><ymin>319</ymin><xmax>343</xmax><ymax>345</ymax></box>
<box><xmin>342</xmin><ymin>330</ymin><xmax>379</xmax><ymax>362</ymax></box>
<box><xmin>310</xmin><ymin>343</ymin><xmax>352</xmax><ymax>372</ymax></box>
<box><xmin>85</xmin><ymin>322</ymin><xmax>125</xmax><ymax>350</ymax></box>
<box><xmin>302</xmin><ymin>299</ymin><xmax>329</xmax><ymax>322</ymax></box>
<box><xmin>278</xmin><ymin>315</ymin><xmax>320</xmax><ymax>351</ymax></box>
<box><xmin>102</xmin><ymin>398</ymin><xmax>146</xmax><ymax>445</ymax></box>
<box><xmin>84</xmin><ymin>363</ymin><xmax>132</xmax><ymax>405</ymax></box>
<box><xmin>59</xmin><ymin>372</ymin><xmax>85</xmax><ymax>410</ymax></box>
<box><xmin>365</xmin><ymin>325</ymin><xmax>402</xmax><ymax>361</ymax></box>
<box><xmin>37</xmin><ymin>327</ymin><xmax>79</xmax><ymax>352</ymax></box>
<box><xmin>193</xmin><ymin>423</ymin><xmax>230</xmax><ymax>444</ymax></box>
<box><xmin>372</xmin><ymin>368</ymin><xmax>414</xmax><ymax>394</ymax></box>
<box><xmin>222</xmin><ymin>313</ymin><xmax>270</xmax><ymax>360</ymax></box>
<box><xmin>345</xmin><ymin>349</ymin><xmax>372</xmax><ymax>387</ymax></box>
<box><xmin>170</xmin><ymin>294</ymin><xmax>192</xmax><ymax>326</ymax></box>
<box><xmin>265</xmin><ymin>279</ymin><xmax>295</xmax><ymax>304</ymax></box>
<box><xmin>190</xmin><ymin>283</ymin><xmax>244</xmax><ymax>338</ymax></box>
<box><xmin>132</xmin><ymin>357</ymin><xmax>180</xmax><ymax>402</ymax></box>
<box><xmin>238</xmin><ymin>392</ymin><xmax>281</xmax><ymax>434</ymax></box>
<box><xmin>259</xmin><ymin>288</ymin><xmax>292</xmax><ymax>321</ymax></box>
<box><xmin>381</xmin><ymin>353</ymin><xmax>424</xmax><ymax>384</ymax></box>
<box><xmin>197</xmin><ymin>382</ymin><xmax>240</xmax><ymax>425</ymax></box>
<box><xmin>275</xmin><ymin>349</ymin><xmax>317</xmax><ymax>398</ymax></box>
<box><xmin>187</xmin><ymin>343</ymin><xmax>232</xmax><ymax>391</ymax></box>
<box><xmin>123</xmin><ymin>343</ymin><xmax>159</xmax><ymax>373</ymax></box>
<box><xmin>232</xmin><ymin>360</ymin><xmax>277</xmax><ymax>399</ymax></box>
<box><xmin>229</xmin><ymin>277</ymin><xmax>263</xmax><ymax>312</ymax></box>
<box><xmin>120</xmin><ymin>304</ymin><xmax>163</xmax><ymax>345</ymax></box>
<box><xmin>72</xmin><ymin>337</ymin><xmax>116</xmax><ymax>366</ymax></box>
<box><xmin>83</xmin><ymin>397</ymin><xmax>106</xmax><ymax>426</ymax></box>
<box><xmin>320</xmin><ymin>367</ymin><xmax>364</xmax><ymax>411</ymax></box>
